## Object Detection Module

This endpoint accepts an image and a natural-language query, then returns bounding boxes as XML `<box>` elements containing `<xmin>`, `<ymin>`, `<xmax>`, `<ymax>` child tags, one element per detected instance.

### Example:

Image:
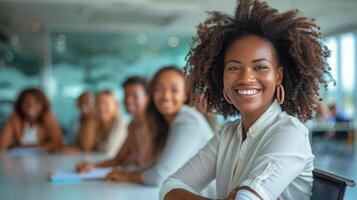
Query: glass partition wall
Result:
<box><xmin>0</xmin><ymin>31</ymin><xmax>191</xmax><ymax>142</ymax></box>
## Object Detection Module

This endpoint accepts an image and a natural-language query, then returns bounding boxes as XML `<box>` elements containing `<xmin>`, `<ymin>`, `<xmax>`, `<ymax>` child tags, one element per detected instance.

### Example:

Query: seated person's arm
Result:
<box><xmin>141</xmin><ymin>121</ymin><xmax>213</xmax><ymax>186</ymax></box>
<box><xmin>41</xmin><ymin>113</ymin><xmax>63</xmax><ymax>151</ymax></box>
<box><xmin>161</xmin><ymin>136</ymin><xmax>218</xmax><ymax>199</ymax></box>
<box><xmin>234</xmin><ymin>186</ymin><xmax>262</xmax><ymax>200</ymax></box>
<box><xmin>165</xmin><ymin>189</ymin><xmax>212</xmax><ymax>200</ymax></box>
<box><xmin>97</xmin><ymin>136</ymin><xmax>131</xmax><ymax>167</ymax></box>
<box><xmin>76</xmin><ymin>134</ymin><xmax>131</xmax><ymax>173</ymax></box>
<box><xmin>165</xmin><ymin>187</ymin><xmax>243</xmax><ymax>200</ymax></box>
<box><xmin>105</xmin><ymin>119</ymin><xmax>215</xmax><ymax>186</ymax></box>
<box><xmin>78</xmin><ymin>118</ymin><xmax>97</xmax><ymax>151</ymax></box>
<box><xmin>0</xmin><ymin>116</ymin><xmax>16</xmax><ymax>150</ymax></box>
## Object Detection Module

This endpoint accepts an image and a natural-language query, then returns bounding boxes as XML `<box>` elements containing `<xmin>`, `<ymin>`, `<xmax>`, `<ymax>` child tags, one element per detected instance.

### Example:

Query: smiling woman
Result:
<box><xmin>223</xmin><ymin>35</ymin><xmax>283</xmax><ymax>138</ymax></box>
<box><xmin>160</xmin><ymin>0</ymin><xmax>332</xmax><ymax>199</ymax></box>
<box><xmin>0</xmin><ymin>88</ymin><xmax>63</xmax><ymax>152</ymax></box>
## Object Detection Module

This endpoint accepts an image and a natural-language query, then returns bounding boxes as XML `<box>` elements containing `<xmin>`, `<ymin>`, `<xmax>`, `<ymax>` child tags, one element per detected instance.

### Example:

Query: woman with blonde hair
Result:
<box><xmin>77</xmin><ymin>76</ymin><xmax>154</xmax><ymax>171</ymax></box>
<box><xmin>79</xmin><ymin>90</ymin><xmax>128</xmax><ymax>157</ymax></box>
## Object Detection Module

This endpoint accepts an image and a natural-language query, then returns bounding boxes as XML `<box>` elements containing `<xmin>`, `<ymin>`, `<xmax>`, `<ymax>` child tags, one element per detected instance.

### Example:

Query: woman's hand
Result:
<box><xmin>224</xmin><ymin>186</ymin><xmax>262</xmax><ymax>200</ymax></box>
<box><xmin>104</xmin><ymin>169</ymin><xmax>142</xmax><ymax>184</ymax></box>
<box><xmin>224</xmin><ymin>188</ymin><xmax>239</xmax><ymax>200</ymax></box>
<box><xmin>104</xmin><ymin>169</ymin><xmax>127</xmax><ymax>182</ymax></box>
<box><xmin>76</xmin><ymin>161</ymin><xmax>94</xmax><ymax>173</ymax></box>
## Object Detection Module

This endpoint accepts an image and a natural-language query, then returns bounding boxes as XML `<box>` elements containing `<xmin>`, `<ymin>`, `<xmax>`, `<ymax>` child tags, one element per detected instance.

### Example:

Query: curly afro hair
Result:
<box><xmin>185</xmin><ymin>0</ymin><xmax>333</xmax><ymax>121</ymax></box>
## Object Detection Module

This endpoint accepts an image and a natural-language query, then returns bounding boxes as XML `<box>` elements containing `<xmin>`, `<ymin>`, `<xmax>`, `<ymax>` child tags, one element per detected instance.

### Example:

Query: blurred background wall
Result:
<box><xmin>0</xmin><ymin>0</ymin><xmax>357</xmax><ymax>143</ymax></box>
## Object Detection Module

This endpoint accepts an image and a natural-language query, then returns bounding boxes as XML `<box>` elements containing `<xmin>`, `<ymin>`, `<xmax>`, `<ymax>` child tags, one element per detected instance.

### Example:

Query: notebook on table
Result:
<box><xmin>48</xmin><ymin>168</ymin><xmax>112</xmax><ymax>183</ymax></box>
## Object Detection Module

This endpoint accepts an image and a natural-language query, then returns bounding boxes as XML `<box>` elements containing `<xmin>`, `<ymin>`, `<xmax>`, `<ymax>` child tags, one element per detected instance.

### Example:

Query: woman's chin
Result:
<box><xmin>235</xmin><ymin>103</ymin><xmax>261</xmax><ymax>116</ymax></box>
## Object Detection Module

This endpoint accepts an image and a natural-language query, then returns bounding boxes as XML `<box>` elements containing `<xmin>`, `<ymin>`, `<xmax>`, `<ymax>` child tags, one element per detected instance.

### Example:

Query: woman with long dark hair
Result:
<box><xmin>0</xmin><ymin>88</ymin><xmax>63</xmax><ymax>151</ymax></box>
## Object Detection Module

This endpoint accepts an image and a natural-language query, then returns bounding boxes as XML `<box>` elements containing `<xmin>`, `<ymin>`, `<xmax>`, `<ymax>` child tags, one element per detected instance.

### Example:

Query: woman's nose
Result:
<box><xmin>239</xmin><ymin>68</ymin><xmax>255</xmax><ymax>83</ymax></box>
<box><xmin>163</xmin><ymin>90</ymin><xmax>171</xmax><ymax>99</ymax></box>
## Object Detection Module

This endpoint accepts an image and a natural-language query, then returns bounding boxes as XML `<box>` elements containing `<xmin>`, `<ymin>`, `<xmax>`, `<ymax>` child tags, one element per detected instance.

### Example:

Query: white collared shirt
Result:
<box><xmin>160</xmin><ymin>101</ymin><xmax>314</xmax><ymax>200</ymax></box>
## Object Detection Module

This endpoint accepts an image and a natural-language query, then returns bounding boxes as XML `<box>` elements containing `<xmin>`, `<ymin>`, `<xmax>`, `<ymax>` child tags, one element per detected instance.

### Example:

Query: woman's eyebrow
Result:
<box><xmin>225</xmin><ymin>58</ymin><xmax>270</xmax><ymax>65</ymax></box>
<box><xmin>252</xmin><ymin>58</ymin><xmax>269</xmax><ymax>63</ymax></box>
<box><xmin>225</xmin><ymin>60</ymin><xmax>241</xmax><ymax>65</ymax></box>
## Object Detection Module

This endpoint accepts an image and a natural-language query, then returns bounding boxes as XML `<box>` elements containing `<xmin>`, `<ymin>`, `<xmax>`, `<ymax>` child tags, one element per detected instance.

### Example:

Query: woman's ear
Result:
<box><xmin>277</xmin><ymin>66</ymin><xmax>283</xmax><ymax>84</ymax></box>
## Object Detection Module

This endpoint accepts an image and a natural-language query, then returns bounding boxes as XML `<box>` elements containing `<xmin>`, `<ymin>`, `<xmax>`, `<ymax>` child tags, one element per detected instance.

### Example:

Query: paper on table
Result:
<box><xmin>48</xmin><ymin>168</ymin><xmax>112</xmax><ymax>183</ymax></box>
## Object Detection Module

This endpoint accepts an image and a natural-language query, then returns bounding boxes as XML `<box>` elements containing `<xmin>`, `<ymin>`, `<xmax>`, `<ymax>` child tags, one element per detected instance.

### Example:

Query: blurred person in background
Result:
<box><xmin>308</xmin><ymin>101</ymin><xmax>329</xmax><ymax>137</ymax></box>
<box><xmin>77</xmin><ymin>76</ymin><xmax>155</xmax><ymax>171</ymax></box>
<box><xmin>79</xmin><ymin>90</ymin><xmax>128</xmax><ymax>157</ymax></box>
<box><xmin>325</xmin><ymin>104</ymin><xmax>352</xmax><ymax>140</ymax></box>
<box><xmin>91</xmin><ymin>66</ymin><xmax>213</xmax><ymax>187</ymax></box>
<box><xmin>326</xmin><ymin>104</ymin><xmax>350</xmax><ymax>123</ymax></box>
<box><xmin>0</xmin><ymin>88</ymin><xmax>63</xmax><ymax>152</ymax></box>
<box><xmin>60</xmin><ymin>91</ymin><xmax>96</xmax><ymax>153</ymax></box>
<box><xmin>315</xmin><ymin>101</ymin><xmax>329</xmax><ymax>123</ymax></box>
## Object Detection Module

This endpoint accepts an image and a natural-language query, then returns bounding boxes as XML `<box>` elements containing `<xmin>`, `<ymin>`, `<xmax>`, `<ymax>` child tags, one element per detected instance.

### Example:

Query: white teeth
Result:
<box><xmin>238</xmin><ymin>89</ymin><xmax>258</xmax><ymax>95</ymax></box>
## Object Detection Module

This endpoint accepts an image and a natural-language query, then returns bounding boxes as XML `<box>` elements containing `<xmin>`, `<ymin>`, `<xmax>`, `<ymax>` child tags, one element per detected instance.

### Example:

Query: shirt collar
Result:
<box><xmin>245</xmin><ymin>100</ymin><xmax>282</xmax><ymax>138</ymax></box>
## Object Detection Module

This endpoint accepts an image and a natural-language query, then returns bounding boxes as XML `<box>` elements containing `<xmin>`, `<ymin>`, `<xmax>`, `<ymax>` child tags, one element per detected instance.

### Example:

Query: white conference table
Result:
<box><xmin>0</xmin><ymin>151</ymin><xmax>159</xmax><ymax>200</ymax></box>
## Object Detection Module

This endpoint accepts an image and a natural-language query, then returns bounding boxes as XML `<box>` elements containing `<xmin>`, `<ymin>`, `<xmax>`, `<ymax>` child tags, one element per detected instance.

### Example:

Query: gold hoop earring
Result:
<box><xmin>223</xmin><ymin>90</ymin><xmax>233</xmax><ymax>104</ymax></box>
<box><xmin>276</xmin><ymin>84</ymin><xmax>285</xmax><ymax>105</ymax></box>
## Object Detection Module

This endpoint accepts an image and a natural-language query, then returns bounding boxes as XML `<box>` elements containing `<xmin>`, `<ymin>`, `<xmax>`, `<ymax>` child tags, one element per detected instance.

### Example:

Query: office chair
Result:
<box><xmin>311</xmin><ymin>168</ymin><xmax>355</xmax><ymax>200</ymax></box>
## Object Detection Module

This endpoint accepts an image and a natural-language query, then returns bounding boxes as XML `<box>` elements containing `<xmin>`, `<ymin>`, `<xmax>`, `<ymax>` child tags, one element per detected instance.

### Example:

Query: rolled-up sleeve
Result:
<box><xmin>240</xmin><ymin>124</ymin><xmax>314</xmax><ymax>200</ymax></box>
<box><xmin>159</xmin><ymin>136</ymin><xmax>219</xmax><ymax>199</ymax></box>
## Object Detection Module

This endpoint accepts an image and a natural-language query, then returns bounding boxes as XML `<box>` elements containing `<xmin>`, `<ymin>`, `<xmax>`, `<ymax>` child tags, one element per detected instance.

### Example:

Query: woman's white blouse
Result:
<box><xmin>141</xmin><ymin>105</ymin><xmax>214</xmax><ymax>186</ymax></box>
<box><xmin>21</xmin><ymin>123</ymin><xmax>39</xmax><ymax>145</ymax></box>
<box><xmin>160</xmin><ymin>101</ymin><xmax>314</xmax><ymax>200</ymax></box>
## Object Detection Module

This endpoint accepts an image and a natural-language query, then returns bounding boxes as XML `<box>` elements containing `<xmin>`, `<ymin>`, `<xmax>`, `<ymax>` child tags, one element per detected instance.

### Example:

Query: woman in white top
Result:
<box><xmin>103</xmin><ymin>66</ymin><xmax>213</xmax><ymax>186</ymax></box>
<box><xmin>160</xmin><ymin>0</ymin><xmax>332</xmax><ymax>199</ymax></box>
<box><xmin>0</xmin><ymin>88</ymin><xmax>63</xmax><ymax>151</ymax></box>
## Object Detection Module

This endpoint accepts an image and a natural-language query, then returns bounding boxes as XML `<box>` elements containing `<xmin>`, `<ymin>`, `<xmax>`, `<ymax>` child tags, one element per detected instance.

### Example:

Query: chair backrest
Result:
<box><xmin>311</xmin><ymin>168</ymin><xmax>355</xmax><ymax>200</ymax></box>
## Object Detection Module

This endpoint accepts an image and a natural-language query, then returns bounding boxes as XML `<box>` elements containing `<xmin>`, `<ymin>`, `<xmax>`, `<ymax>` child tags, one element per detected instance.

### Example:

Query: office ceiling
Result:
<box><xmin>0</xmin><ymin>0</ymin><xmax>356</xmax><ymax>67</ymax></box>
<box><xmin>0</xmin><ymin>0</ymin><xmax>356</xmax><ymax>36</ymax></box>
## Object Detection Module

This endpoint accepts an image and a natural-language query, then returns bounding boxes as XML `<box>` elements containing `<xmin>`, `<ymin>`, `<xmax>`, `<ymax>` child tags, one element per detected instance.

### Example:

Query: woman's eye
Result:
<box><xmin>255</xmin><ymin>65</ymin><xmax>268</xmax><ymax>70</ymax></box>
<box><xmin>171</xmin><ymin>88</ymin><xmax>179</xmax><ymax>94</ymax></box>
<box><xmin>226</xmin><ymin>66</ymin><xmax>239</xmax><ymax>71</ymax></box>
<box><xmin>154</xmin><ymin>87</ymin><xmax>163</xmax><ymax>93</ymax></box>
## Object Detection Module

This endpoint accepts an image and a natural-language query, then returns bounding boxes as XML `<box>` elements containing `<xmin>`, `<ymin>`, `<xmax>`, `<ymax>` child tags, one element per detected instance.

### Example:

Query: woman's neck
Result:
<box><xmin>164</xmin><ymin>115</ymin><xmax>174</xmax><ymax>124</ymax></box>
<box><xmin>163</xmin><ymin>112</ymin><xmax>178</xmax><ymax>125</ymax></box>
<box><xmin>240</xmin><ymin>116</ymin><xmax>256</xmax><ymax>140</ymax></box>
<box><xmin>132</xmin><ymin>113</ymin><xmax>142</xmax><ymax>120</ymax></box>
<box><xmin>100</xmin><ymin>116</ymin><xmax>116</xmax><ymax>129</ymax></box>
<box><xmin>24</xmin><ymin>116</ymin><xmax>38</xmax><ymax>126</ymax></box>
<box><xmin>240</xmin><ymin>101</ymin><xmax>273</xmax><ymax>140</ymax></box>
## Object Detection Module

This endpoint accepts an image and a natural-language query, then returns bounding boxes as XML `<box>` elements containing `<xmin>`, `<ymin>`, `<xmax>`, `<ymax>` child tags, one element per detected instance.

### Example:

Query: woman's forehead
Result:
<box><xmin>225</xmin><ymin>35</ymin><xmax>276</xmax><ymax>61</ymax></box>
